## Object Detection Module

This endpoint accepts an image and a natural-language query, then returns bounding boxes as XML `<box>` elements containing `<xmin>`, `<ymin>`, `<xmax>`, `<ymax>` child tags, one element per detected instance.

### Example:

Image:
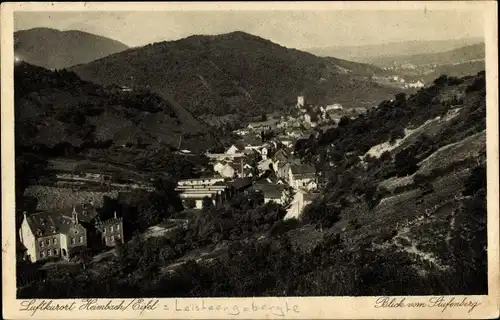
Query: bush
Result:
<box><xmin>465</xmin><ymin>75</ymin><xmax>485</xmax><ymax>93</ymax></box>
<box><xmin>463</xmin><ymin>165</ymin><xmax>486</xmax><ymax>196</ymax></box>
<box><xmin>394</xmin><ymin>148</ymin><xmax>419</xmax><ymax>177</ymax></box>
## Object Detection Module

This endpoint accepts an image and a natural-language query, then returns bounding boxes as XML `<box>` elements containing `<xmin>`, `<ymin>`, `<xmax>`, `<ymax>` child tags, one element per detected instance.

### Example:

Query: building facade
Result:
<box><xmin>94</xmin><ymin>212</ymin><xmax>124</xmax><ymax>247</ymax></box>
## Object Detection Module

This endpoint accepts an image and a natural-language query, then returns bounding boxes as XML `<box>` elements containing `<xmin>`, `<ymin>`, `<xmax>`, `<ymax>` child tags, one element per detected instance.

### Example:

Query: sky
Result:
<box><xmin>14</xmin><ymin>10</ymin><xmax>484</xmax><ymax>49</ymax></box>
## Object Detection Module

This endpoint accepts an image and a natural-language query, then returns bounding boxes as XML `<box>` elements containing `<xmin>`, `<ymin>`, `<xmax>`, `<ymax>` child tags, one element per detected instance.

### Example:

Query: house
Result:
<box><xmin>19</xmin><ymin>209</ymin><xmax>87</xmax><ymax>262</ymax></box>
<box><xmin>18</xmin><ymin>203</ymin><xmax>124</xmax><ymax>262</ymax></box>
<box><xmin>94</xmin><ymin>211</ymin><xmax>124</xmax><ymax>247</ymax></box>
<box><xmin>297</xmin><ymin>96</ymin><xmax>305</xmax><ymax>108</ymax></box>
<box><xmin>176</xmin><ymin>179</ymin><xmax>228</xmax><ymax>209</ymax></box>
<box><xmin>273</xmin><ymin>148</ymin><xmax>290</xmax><ymax>163</ymax></box>
<box><xmin>218</xmin><ymin>164</ymin><xmax>236</xmax><ymax>178</ymax></box>
<box><xmin>230</xmin><ymin>158</ymin><xmax>253</xmax><ymax>178</ymax></box>
<box><xmin>276</xmin><ymin>135</ymin><xmax>294</xmax><ymax>148</ymax></box>
<box><xmin>271</xmin><ymin>148</ymin><xmax>291</xmax><ymax>172</ymax></box>
<box><xmin>247</xmin><ymin>119</ymin><xmax>279</xmax><ymax>134</ymax></box>
<box><xmin>261</xmin><ymin>147</ymin><xmax>268</xmax><ymax>160</ymax></box>
<box><xmin>227</xmin><ymin>178</ymin><xmax>253</xmax><ymax>195</ymax></box>
<box><xmin>289</xmin><ymin>164</ymin><xmax>317</xmax><ymax>190</ymax></box>
<box><xmin>253</xmin><ymin>184</ymin><xmax>288</xmax><ymax>205</ymax></box>
<box><xmin>257</xmin><ymin>158</ymin><xmax>274</xmax><ymax>173</ymax></box>
<box><xmin>226</xmin><ymin>145</ymin><xmax>240</xmax><ymax>155</ymax></box>
<box><xmin>213</xmin><ymin>161</ymin><xmax>226</xmax><ymax>173</ymax></box>
<box><xmin>325</xmin><ymin>104</ymin><xmax>343</xmax><ymax>112</ymax></box>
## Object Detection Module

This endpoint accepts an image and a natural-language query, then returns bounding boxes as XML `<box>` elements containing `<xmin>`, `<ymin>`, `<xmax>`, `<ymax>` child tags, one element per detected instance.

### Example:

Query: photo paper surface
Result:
<box><xmin>2</xmin><ymin>2</ymin><xmax>499</xmax><ymax>319</ymax></box>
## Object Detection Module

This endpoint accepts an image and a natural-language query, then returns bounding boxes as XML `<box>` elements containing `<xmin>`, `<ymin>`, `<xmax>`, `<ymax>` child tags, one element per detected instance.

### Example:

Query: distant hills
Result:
<box><xmin>70</xmin><ymin>31</ymin><xmax>398</xmax><ymax>119</ymax></box>
<box><xmin>305</xmin><ymin>37</ymin><xmax>484</xmax><ymax>62</ymax></box>
<box><xmin>14</xmin><ymin>62</ymin><xmax>218</xmax><ymax>155</ymax></box>
<box><xmin>366</xmin><ymin>43</ymin><xmax>485</xmax><ymax>67</ymax></box>
<box><xmin>14</xmin><ymin>28</ymin><xmax>129</xmax><ymax>69</ymax></box>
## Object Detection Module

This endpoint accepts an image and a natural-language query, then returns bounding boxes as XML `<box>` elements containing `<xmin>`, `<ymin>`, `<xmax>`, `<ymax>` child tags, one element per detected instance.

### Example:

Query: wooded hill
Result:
<box><xmin>70</xmin><ymin>31</ymin><xmax>398</xmax><ymax>119</ymax></box>
<box><xmin>14</xmin><ymin>62</ymin><xmax>219</xmax><ymax>155</ymax></box>
<box><xmin>15</xmin><ymin>28</ymin><xmax>129</xmax><ymax>70</ymax></box>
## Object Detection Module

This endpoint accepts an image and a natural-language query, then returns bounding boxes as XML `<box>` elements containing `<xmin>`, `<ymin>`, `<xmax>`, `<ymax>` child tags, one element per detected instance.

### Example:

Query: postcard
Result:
<box><xmin>1</xmin><ymin>1</ymin><xmax>499</xmax><ymax>319</ymax></box>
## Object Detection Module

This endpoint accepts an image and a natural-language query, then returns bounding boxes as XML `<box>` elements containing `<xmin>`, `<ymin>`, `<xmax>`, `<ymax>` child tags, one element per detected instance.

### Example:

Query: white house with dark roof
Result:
<box><xmin>19</xmin><ymin>204</ymin><xmax>125</xmax><ymax>262</ymax></box>
<box><xmin>289</xmin><ymin>164</ymin><xmax>318</xmax><ymax>190</ymax></box>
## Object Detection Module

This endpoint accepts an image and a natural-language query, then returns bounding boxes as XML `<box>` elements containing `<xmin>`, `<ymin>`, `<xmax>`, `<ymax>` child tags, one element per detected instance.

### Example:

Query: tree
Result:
<box><xmin>202</xmin><ymin>196</ymin><xmax>214</xmax><ymax>209</ymax></box>
<box><xmin>389</xmin><ymin>127</ymin><xmax>405</xmax><ymax>144</ymax></box>
<box><xmin>395</xmin><ymin>92</ymin><xmax>406</xmax><ymax>102</ymax></box>
<box><xmin>433</xmin><ymin>75</ymin><xmax>448</xmax><ymax>87</ymax></box>
<box><xmin>463</xmin><ymin>165</ymin><xmax>486</xmax><ymax>196</ymax></box>
<box><xmin>394</xmin><ymin>148</ymin><xmax>419</xmax><ymax>176</ymax></box>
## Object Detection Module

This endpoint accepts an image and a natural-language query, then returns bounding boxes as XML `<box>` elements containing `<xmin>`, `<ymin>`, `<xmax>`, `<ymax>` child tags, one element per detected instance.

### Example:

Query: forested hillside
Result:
<box><xmin>18</xmin><ymin>71</ymin><xmax>488</xmax><ymax>297</ymax></box>
<box><xmin>71</xmin><ymin>31</ymin><xmax>397</xmax><ymax>119</ymax></box>
<box><xmin>15</xmin><ymin>62</ymin><xmax>216</xmax><ymax>151</ymax></box>
<box><xmin>14</xmin><ymin>62</ymin><xmax>220</xmax><ymax>197</ymax></box>
<box><xmin>15</xmin><ymin>28</ymin><xmax>129</xmax><ymax>69</ymax></box>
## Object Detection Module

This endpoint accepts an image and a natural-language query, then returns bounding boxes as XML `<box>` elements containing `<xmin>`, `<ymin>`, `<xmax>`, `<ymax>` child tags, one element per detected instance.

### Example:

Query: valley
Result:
<box><xmin>13</xmin><ymin>28</ymin><xmax>488</xmax><ymax>299</ymax></box>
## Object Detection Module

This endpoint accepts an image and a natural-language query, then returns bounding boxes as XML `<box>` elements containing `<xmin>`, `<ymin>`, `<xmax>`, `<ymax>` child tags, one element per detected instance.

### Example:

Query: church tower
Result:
<box><xmin>72</xmin><ymin>206</ymin><xmax>79</xmax><ymax>224</ymax></box>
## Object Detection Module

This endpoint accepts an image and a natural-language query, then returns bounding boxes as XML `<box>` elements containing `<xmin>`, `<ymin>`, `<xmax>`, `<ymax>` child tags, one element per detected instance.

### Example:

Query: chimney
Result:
<box><xmin>114</xmin><ymin>211</ymin><xmax>117</xmax><ymax>219</ymax></box>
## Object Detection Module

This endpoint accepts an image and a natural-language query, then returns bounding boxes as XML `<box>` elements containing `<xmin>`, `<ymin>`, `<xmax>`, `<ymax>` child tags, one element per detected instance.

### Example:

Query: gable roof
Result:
<box><xmin>272</xmin><ymin>148</ymin><xmax>290</xmax><ymax>162</ymax></box>
<box><xmin>291</xmin><ymin>164</ymin><xmax>316</xmax><ymax>176</ymax></box>
<box><xmin>25</xmin><ymin>211</ymin><xmax>79</xmax><ymax>237</ymax></box>
<box><xmin>259</xmin><ymin>184</ymin><xmax>286</xmax><ymax>199</ymax></box>
<box><xmin>24</xmin><ymin>202</ymin><xmax>99</xmax><ymax>237</ymax></box>
<box><xmin>229</xmin><ymin>178</ymin><xmax>253</xmax><ymax>191</ymax></box>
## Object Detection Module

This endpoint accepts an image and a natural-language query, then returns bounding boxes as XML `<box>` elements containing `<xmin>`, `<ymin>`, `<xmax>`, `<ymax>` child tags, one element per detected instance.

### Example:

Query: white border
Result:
<box><xmin>2</xmin><ymin>2</ymin><xmax>499</xmax><ymax>319</ymax></box>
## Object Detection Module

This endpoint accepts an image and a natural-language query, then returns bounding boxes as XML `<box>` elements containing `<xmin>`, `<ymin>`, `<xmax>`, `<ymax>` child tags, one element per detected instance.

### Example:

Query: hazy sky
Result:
<box><xmin>14</xmin><ymin>10</ymin><xmax>484</xmax><ymax>48</ymax></box>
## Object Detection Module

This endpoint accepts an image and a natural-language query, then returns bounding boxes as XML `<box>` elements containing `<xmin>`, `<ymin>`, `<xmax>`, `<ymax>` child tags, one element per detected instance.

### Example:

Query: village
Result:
<box><xmin>16</xmin><ymin>94</ymin><xmax>367</xmax><ymax>268</ymax></box>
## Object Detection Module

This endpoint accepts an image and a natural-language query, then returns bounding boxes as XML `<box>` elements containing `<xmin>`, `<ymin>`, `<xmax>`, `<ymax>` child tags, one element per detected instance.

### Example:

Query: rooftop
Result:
<box><xmin>291</xmin><ymin>164</ymin><xmax>316</xmax><ymax>175</ymax></box>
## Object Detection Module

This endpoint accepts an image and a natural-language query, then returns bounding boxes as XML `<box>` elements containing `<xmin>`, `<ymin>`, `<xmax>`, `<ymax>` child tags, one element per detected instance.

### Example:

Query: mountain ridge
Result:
<box><xmin>305</xmin><ymin>37</ymin><xmax>484</xmax><ymax>61</ymax></box>
<box><xmin>367</xmin><ymin>43</ymin><xmax>485</xmax><ymax>67</ymax></box>
<box><xmin>70</xmin><ymin>31</ymin><xmax>399</xmax><ymax>119</ymax></box>
<box><xmin>15</xmin><ymin>28</ymin><xmax>129</xmax><ymax>69</ymax></box>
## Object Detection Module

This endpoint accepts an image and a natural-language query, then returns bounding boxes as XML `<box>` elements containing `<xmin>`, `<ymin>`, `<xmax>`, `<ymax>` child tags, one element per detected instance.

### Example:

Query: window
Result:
<box><xmin>79</xmin><ymin>236</ymin><xmax>83</xmax><ymax>243</ymax></box>
<box><xmin>110</xmin><ymin>226</ymin><xmax>114</xmax><ymax>232</ymax></box>
<box><xmin>103</xmin><ymin>227</ymin><xmax>106</xmax><ymax>233</ymax></box>
<box><xmin>45</xmin><ymin>239</ymin><xmax>50</xmax><ymax>245</ymax></box>
<box><xmin>53</xmin><ymin>238</ymin><xmax>57</xmax><ymax>245</ymax></box>
<box><xmin>40</xmin><ymin>241</ymin><xmax>44</xmax><ymax>248</ymax></box>
<box><xmin>71</xmin><ymin>238</ymin><xmax>76</xmax><ymax>244</ymax></box>
<box><xmin>53</xmin><ymin>249</ymin><xmax>58</xmax><ymax>255</ymax></box>
<box><xmin>116</xmin><ymin>224</ymin><xmax>120</xmax><ymax>231</ymax></box>
<box><xmin>47</xmin><ymin>249</ymin><xmax>51</xmax><ymax>256</ymax></box>
<box><xmin>40</xmin><ymin>251</ymin><xmax>44</xmax><ymax>258</ymax></box>
<box><xmin>116</xmin><ymin>234</ymin><xmax>121</xmax><ymax>239</ymax></box>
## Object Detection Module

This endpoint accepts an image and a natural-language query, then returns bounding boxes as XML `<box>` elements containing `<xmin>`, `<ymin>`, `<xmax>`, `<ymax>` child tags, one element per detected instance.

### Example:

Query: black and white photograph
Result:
<box><xmin>2</xmin><ymin>2</ymin><xmax>499</xmax><ymax>319</ymax></box>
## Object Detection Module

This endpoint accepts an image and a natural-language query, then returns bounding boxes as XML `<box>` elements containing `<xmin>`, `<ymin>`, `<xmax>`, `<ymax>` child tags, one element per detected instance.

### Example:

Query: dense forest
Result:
<box><xmin>17</xmin><ymin>71</ymin><xmax>487</xmax><ymax>298</ymax></box>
